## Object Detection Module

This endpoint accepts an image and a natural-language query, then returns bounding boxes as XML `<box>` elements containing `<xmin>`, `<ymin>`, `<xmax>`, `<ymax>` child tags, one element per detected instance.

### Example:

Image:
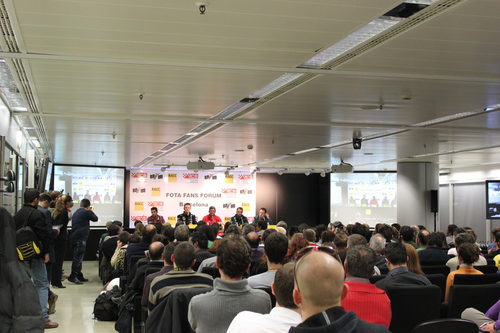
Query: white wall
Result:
<box><xmin>439</xmin><ymin>165</ymin><xmax>500</xmax><ymax>242</ymax></box>
<box><xmin>0</xmin><ymin>98</ymin><xmax>28</xmax><ymax>158</ymax></box>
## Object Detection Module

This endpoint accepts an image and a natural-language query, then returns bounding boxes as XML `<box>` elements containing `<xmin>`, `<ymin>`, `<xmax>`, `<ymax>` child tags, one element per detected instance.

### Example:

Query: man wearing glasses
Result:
<box><xmin>289</xmin><ymin>249</ymin><xmax>390</xmax><ymax>333</ymax></box>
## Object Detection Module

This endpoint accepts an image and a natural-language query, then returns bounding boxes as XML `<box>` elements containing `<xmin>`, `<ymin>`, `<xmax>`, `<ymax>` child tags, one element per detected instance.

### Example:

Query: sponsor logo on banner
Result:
<box><xmin>223</xmin><ymin>202</ymin><xmax>236</xmax><ymax>209</ymax></box>
<box><xmin>241</xmin><ymin>202</ymin><xmax>250</xmax><ymax>211</ymax></box>
<box><xmin>168</xmin><ymin>174</ymin><xmax>177</xmax><ymax>183</ymax></box>
<box><xmin>238</xmin><ymin>174</ymin><xmax>254</xmax><ymax>180</ymax></box>
<box><xmin>130</xmin><ymin>215</ymin><xmax>147</xmax><ymax>222</ymax></box>
<box><xmin>204</xmin><ymin>174</ymin><xmax>218</xmax><ymax>180</ymax></box>
<box><xmin>183</xmin><ymin>173</ymin><xmax>199</xmax><ymax>183</ymax></box>
<box><xmin>151</xmin><ymin>187</ymin><xmax>161</xmax><ymax>196</ymax></box>
<box><xmin>224</xmin><ymin>217</ymin><xmax>231</xmax><ymax>223</ymax></box>
<box><xmin>225</xmin><ymin>174</ymin><xmax>234</xmax><ymax>183</ymax></box>
<box><xmin>131</xmin><ymin>172</ymin><xmax>148</xmax><ymax>178</ymax></box>
<box><xmin>222</xmin><ymin>188</ymin><xmax>237</xmax><ymax>194</ymax></box>
<box><xmin>147</xmin><ymin>201</ymin><xmax>164</xmax><ymax>207</ymax></box>
<box><xmin>134</xmin><ymin>201</ymin><xmax>144</xmax><ymax>211</ymax></box>
<box><xmin>150</xmin><ymin>173</ymin><xmax>164</xmax><ymax>180</ymax></box>
<box><xmin>168</xmin><ymin>216</ymin><xmax>177</xmax><ymax>225</ymax></box>
<box><xmin>239</xmin><ymin>189</ymin><xmax>253</xmax><ymax>195</ymax></box>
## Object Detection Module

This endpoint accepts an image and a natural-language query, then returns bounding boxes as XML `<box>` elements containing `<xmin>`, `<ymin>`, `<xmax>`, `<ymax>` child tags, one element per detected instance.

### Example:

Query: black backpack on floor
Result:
<box><xmin>93</xmin><ymin>286</ymin><xmax>121</xmax><ymax>321</ymax></box>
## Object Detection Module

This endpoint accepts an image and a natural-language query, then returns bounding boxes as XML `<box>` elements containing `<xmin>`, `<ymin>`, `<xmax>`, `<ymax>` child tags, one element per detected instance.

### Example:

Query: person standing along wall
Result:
<box><xmin>51</xmin><ymin>194</ymin><xmax>73</xmax><ymax>288</ymax></box>
<box><xmin>68</xmin><ymin>198</ymin><xmax>98</xmax><ymax>284</ymax></box>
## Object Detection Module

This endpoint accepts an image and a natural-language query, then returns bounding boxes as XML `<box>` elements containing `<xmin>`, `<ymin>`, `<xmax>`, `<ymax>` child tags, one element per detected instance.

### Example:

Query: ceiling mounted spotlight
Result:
<box><xmin>225</xmin><ymin>168</ymin><xmax>230</xmax><ymax>176</ymax></box>
<box><xmin>277</xmin><ymin>169</ymin><xmax>287</xmax><ymax>176</ymax></box>
<box><xmin>305</xmin><ymin>170</ymin><xmax>311</xmax><ymax>176</ymax></box>
<box><xmin>320</xmin><ymin>171</ymin><xmax>326</xmax><ymax>178</ymax></box>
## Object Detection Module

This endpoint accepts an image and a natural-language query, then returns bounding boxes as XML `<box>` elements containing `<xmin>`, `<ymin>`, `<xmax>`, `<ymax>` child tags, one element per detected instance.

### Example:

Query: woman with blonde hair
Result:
<box><xmin>404</xmin><ymin>243</ymin><xmax>424</xmax><ymax>275</ymax></box>
<box><xmin>51</xmin><ymin>194</ymin><xmax>73</xmax><ymax>288</ymax></box>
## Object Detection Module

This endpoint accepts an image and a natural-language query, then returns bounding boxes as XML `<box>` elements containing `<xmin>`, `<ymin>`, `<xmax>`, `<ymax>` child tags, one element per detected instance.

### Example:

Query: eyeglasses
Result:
<box><xmin>293</xmin><ymin>246</ymin><xmax>341</xmax><ymax>291</ymax></box>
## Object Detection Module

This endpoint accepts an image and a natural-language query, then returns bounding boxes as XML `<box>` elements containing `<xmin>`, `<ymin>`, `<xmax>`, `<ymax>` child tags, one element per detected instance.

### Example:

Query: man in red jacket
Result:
<box><xmin>341</xmin><ymin>245</ymin><xmax>392</xmax><ymax>328</ymax></box>
<box><xmin>202</xmin><ymin>206</ymin><xmax>222</xmax><ymax>225</ymax></box>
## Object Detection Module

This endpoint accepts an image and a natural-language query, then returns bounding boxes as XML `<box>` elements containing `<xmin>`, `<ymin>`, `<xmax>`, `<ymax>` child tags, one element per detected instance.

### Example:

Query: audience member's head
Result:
<box><xmin>225</xmin><ymin>224</ymin><xmax>241</xmax><ymax>237</ymax></box>
<box><xmin>142</xmin><ymin>224</ymin><xmax>158</xmax><ymax>244</ymax></box>
<box><xmin>242</xmin><ymin>224</ymin><xmax>255</xmax><ymax>236</ymax></box>
<box><xmin>287</xmin><ymin>233</ymin><xmax>309</xmax><ymax>261</ymax></box>
<box><xmin>276</xmin><ymin>221</ymin><xmax>288</xmax><ymax>231</ymax></box>
<box><xmin>245</xmin><ymin>231</ymin><xmax>260</xmax><ymax>249</ymax></box>
<box><xmin>217</xmin><ymin>236</ymin><xmax>251</xmax><ymax>279</ymax></box>
<box><xmin>108</xmin><ymin>223</ymin><xmax>121</xmax><ymax>237</ymax></box>
<box><xmin>118</xmin><ymin>231</ymin><xmax>131</xmax><ymax>246</ymax></box>
<box><xmin>262</xmin><ymin>228</ymin><xmax>276</xmax><ymax>242</ymax></box>
<box><xmin>273</xmin><ymin>263</ymin><xmax>297</xmax><ymax>309</ymax></box>
<box><xmin>276</xmin><ymin>227</ymin><xmax>287</xmax><ymax>235</ymax></box>
<box><xmin>378</xmin><ymin>224</ymin><xmax>394</xmax><ymax>243</ymax></box>
<box><xmin>134</xmin><ymin>222</ymin><xmax>144</xmax><ymax>235</ymax></box>
<box><xmin>385</xmin><ymin>242</ymin><xmax>407</xmax><ymax>267</ymax></box>
<box><xmin>315</xmin><ymin>225</ymin><xmax>326</xmax><ymax>242</ymax></box>
<box><xmin>289</xmin><ymin>225</ymin><xmax>300</xmax><ymax>238</ymax></box>
<box><xmin>152</xmin><ymin>233</ymin><xmax>168</xmax><ymax>245</ymax></box>
<box><xmin>347</xmin><ymin>234</ymin><xmax>367</xmax><ymax>248</ymax></box>
<box><xmin>172</xmin><ymin>241</ymin><xmax>195</xmax><ymax>269</ymax></box>
<box><xmin>264</xmin><ymin>232</ymin><xmax>288</xmax><ymax>265</ymax></box>
<box><xmin>129</xmin><ymin>233</ymin><xmax>141</xmax><ymax>243</ymax></box>
<box><xmin>191</xmin><ymin>231</ymin><xmax>209</xmax><ymax>250</ymax></box>
<box><xmin>162</xmin><ymin>241</ymin><xmax>177</xmax><ymax>265</ymax></box>
<box><xmin>417</xmin><ymin>230</ymin><xmax>429</xmax><ymax>247</ymax></box>
<box><xmin>161</xmin><ymin>225</ymin><xmax>175</xmax><ymax>243</ymax></box>
<box><xmin>257</xmin><ymin>220</ymin><xmax>268</xmax><ymax>232</ymax></box>
<box><xmin>447</xmin><ymin>224</ymin><xmax>458</xmax><ymax>236</ymax></box>
<box><xmin>24</xmin><ymin>188</ymin><xmax>40</xmax><ymax>205</ymax></box>
<box><xmin>80</xmin><ymin>198</ymin><xmax>91</xmax><ymax>208</ymax></box>
<box><xmin>345</xmin><ymin>245</ymin><xmax>376</xmax><ymax>279</ymax></box>
<box><xmin>454</xmin><ymin>232</ymin><xmax>475</xmax><ymax>248</ymax></box>
<box><xmin>458</xmin><ymin>243</ymin><xmax>480</xmax><ymax>265</ymax></box>
<box><xmin>391</xmin><ymin>223</ymin><xmax>401</xmax><ymax>232</ymax></box>
<box><xmin>369</xmin><ymin>233</ymin><xmax>386</xmax><ymax>255</ymax></box>
<box><xmin>174</xmin><ymin>224</ymin><xmax>190</xmax><ymax>242</ymax></box>
<box><xmin>400</xmin><ymin>225</ymin><xmax>416</xmax><ymax>243</ymax></box>
<box><xmin>321</xmin><ymin>230</ymin><xmax>335</xmax><ymax>244</ymax></box>
<box><xmin>351</xmin><ymin>223</ymin><xmax>371</xmax><ymax>242</ymax></box>
<box><xmin>148</xmin><ymin>241</ymin><xmax>165</xmax><ymax>260</ymax></box>
<box><xmin>404</xmin><ymin>243</ymin><xmax>424</xmax><ymax>275</ymax></box>
<box><xmin>38</xmin><ymin>193</ymin><xmax>51</xmax><ymax>207</ymax></box>
<box><xmin>303</xmin><ymin>229</ymin><xmax>316</xmax><ymax>243</ymax></box>
<box><xmin>427</xmin><ymin>232</ymin><xmax>446</xmax><ymax>248</ymax></box>
<box><xmin>293</xmin><ymin>251</ymin><xmax>346</xmax><ymax>317</ymax></box>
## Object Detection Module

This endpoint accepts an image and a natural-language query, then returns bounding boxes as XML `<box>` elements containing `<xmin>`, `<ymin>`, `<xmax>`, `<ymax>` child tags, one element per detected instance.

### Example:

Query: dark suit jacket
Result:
<box><xmin>375</xmin><ymin>266</ymin><xmax>431</xmax><ymax>291</ymax></box>
<box><xmin>101</xmin><ymin>236</ymin><xmax>119</xmax><ymax>260</ymax></box>
<box><xmin>418</xmin><ymin>247</ymin><xmax>450</xmax><ymax>263</ymax></box>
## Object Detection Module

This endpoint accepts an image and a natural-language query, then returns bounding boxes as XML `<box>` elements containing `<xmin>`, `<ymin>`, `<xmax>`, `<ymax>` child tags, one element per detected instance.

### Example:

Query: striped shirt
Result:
<box><xmin>148</xmin><ymin>268</ymin><xmax>213</xmax><ymax>311</ymax></box>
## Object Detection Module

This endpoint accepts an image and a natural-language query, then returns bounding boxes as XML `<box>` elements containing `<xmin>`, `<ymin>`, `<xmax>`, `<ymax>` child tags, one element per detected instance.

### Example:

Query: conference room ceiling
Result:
<box><xmin>6</xmin><ymin>0</ymin><xmax>500</xmax><ymax>171</ymax></box>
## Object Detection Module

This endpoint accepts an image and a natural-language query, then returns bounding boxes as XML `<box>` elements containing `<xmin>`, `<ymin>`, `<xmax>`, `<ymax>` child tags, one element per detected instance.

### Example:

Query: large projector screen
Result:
<box><xmin>53</xmin><ymin>165</ymin><xmax>125</xmax><ymax>226</ymax></box>
<box><xmin>330</xmin><ymin>172</ymin><xmax>397</xmax><ymax>226</ymax></box>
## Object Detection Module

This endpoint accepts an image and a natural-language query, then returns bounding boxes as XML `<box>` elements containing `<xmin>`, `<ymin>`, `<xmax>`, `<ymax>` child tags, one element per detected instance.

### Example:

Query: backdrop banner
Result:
<box><xmin>128</xmin><ymin>170</ymin><xmax>256</xmax><ymax>227</ymax></box>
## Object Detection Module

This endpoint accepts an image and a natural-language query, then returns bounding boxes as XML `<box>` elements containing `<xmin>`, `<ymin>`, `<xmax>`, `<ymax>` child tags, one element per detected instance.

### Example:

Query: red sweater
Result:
<box><xmin>341</xmin><ymin>280</ymin><xmax>392</xmax><ymax>328</ymax></box>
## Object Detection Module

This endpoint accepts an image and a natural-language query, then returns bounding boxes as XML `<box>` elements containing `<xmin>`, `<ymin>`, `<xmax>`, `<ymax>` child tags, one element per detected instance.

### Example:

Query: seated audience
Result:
<box><xmin>246</xmin><ymin>231</ymin><xmax>264</xmax><ymax>274</ymax></box>
<box><xmin>174</xmin><ymin>224</ymin><xmax>190</xmax><ymax>242</ymax></box>
<box><xmin>416</xmin><ymin>229</ymin><xmax>429</xmax><ymax>252</ymax></box>
<box><xmin>445</xmin><ymin>243</ymin><xmax>483</xmax><ymax>301</ymax></box>
<box><xmin>289</xmin><ymin>250</ymin><xmax>389</xmax><ymax>333</ymax></box>
<box><xmin>142</xmin><ymin>242</ymin><xmax>177</xmax><ymax>306</ymax></box>
<box><xmin>248</xmin><ymin>232</ymin><xmax>288</xmax><ymax>289</ymax></box>
<box><xmin>400</xmin><ymin>226</ymin><xmax>417</xmax><ymax>249</ymax></box>
<box><xmin>134</xmin><ymin>221</ymin><xmax>144</xmax><ymax>236</ymax></box>
<box><xmin>347</xmin><ymin>234</ymin><xmax>367</xmax><ymax>248</ymax></box>
<box><xmin>149</xmin><ymin>242</ymin><xmax>213</xmax><ymax>311</ymax></box>
<box><xmin>404</xmin><ymin>243</ymin><xmax>424</xmax><ymax>275</ymax></box>
<box><xmin>287</xmin><ymin>233</ymin><xmax>309</xmax><ymax>262</ymax></box>
<box><xmin>256</xmin><ymin>220</ymin><xmax>268</xmax><ymax>237</ymax></box>
<box><xmin>446</xmin><ymin>224</ymin><xmax>459</xmax><ymax>246</ymax></box>
<box><xmin>188</xmin><ymin>236</ymin><xmax>272</xmax><ymax>333</ymax></box>
<box><xmin>101</xmin><ymin>223</ymin><xmax>122</xmax><ymax>261</ymax></box>
<box><xmin>128</xmin><ymin>241</ymin><xmax>165</xmax><ymax>292</ymax></box>
<box><xmin>125</xmin><ymin>224</ymin><xmax>157</xmax><ymax>273</ymax></box>
<box><xmin>342</xmin><ymin>245</ymin><xmax>392</xmax><ymax>328</ymax></box>
<box><xmin>375</xmin><ymin>242</ymin><xmax>431</xmax><ymax>291</ymax></box>
<box><xmin>462</xmin><ymin>300</ymin><xmax>500</xmax><ymax>333</ymax></box>
<box><xmin>487</xmin><ymin>231</ymin><xmax>500</xmax><ymax>257</ymax></box>
<box><xmin>276</xmin><ymin>226</ymin><xmax>287</xmax><ymax>235</ymax></box>
<box><xmin>227</xmin><ymin>263</ymin><xmax>302</xmax><ymax>333</ymax></box>
<box><xmin>191</xmin><ymin>228</ymin><xmax>216</xmax><ymax>271</ymax></box>
<box><xmin>334</xmin><ymin>232</ymin><xmax>348</xmax><ymax>263</ymax></box>
<box><xmin>418</xmin><ymin>232</ymin><xmax>449</xmax><ymax>263</ymax></box>
<box><xmin>111</xmin><ymin>231</ymin><xmax>130</xmax><ymax>271</ymax></box>
<box><xmin>303</xmin><ymin>229</ymin><xmax>318</xmax><ymax>247</ymax></box>
<box><xmin>446</xmin><ymin>233</ymin><xmax>486</xmax><ymax>272</ymax></box>
<box><xmin>321</xmin><ymin>230</ymin><xmax>335</xmax><ymax>245</ymax></box>
<box><xmin>369</xmin><ymin>233</ymin><xmax>388</xmax><ymax>274</ymax></box>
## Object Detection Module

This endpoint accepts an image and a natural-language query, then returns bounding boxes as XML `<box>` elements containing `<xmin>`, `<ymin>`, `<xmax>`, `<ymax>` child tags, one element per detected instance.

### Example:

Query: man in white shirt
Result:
<box><xmin>227</xmin><ymin>263</ymin><xmax>301</xmax><ymax>333</ymax></box>
<box><xmin>248</xmin><ymin>232</ymin><xmax>289</xmax><ymax>289</ymax></box>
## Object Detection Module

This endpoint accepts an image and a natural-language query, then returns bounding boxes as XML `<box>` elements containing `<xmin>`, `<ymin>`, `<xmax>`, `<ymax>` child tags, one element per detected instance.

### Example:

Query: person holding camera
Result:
<box><xmin>15</xmin><ymin>188</ymin><xmax>60</xmax><ymax>329</ymax></box>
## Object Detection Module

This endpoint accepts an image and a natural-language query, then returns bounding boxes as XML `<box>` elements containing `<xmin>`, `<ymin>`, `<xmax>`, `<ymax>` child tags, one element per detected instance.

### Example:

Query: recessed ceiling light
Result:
<box><xmin>234</xmin><ymin>149</ymin><xmax>245</xmax><ymax>152</ymax></box>
<box><xmin>364</xmin><ymin>152</ymin><xmax>374</xmax><ymax>156</ymax></box>
<box><xmin>186</xmin><ymin>132</ymin><xmax>199</xmax><ymax>136</ymax></box>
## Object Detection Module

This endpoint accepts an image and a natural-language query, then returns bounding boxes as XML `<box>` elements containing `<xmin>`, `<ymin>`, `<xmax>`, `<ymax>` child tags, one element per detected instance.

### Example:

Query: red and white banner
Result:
<box><xmin>128</xmin><ymin>170</ymin><xmax>256</xmax><ymax>227</ymax></box>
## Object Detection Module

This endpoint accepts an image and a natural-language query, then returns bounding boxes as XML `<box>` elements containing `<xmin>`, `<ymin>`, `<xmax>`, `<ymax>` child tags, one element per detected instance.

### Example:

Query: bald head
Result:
<box><xmin>276</xmin><ymin>227</ymin><xmax>287</xmax><ymax>235</ymax></box>
<box><xmin>294</xmin><ymin>251</ymin><xmax>345</xmax><ymax>310</ymax></box>
<box><xmin>245</xmin><ymin>231</ymin><xmax>260</xmax><ymax>248</ymax></box>
<box><xmin>148</xmin><ymin>241</ymin><xmax>165</xmax><ymax>260</ymax></box>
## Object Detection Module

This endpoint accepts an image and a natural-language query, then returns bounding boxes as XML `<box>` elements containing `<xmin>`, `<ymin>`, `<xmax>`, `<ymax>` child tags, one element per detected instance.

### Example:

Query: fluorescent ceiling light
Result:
<box><xmin>12</xmin><ymin>106</ymin><xmax>28</xmax><ymax>112</ymax></box>
<box><xmin>186</xmin><ymin>132</ymin><xmax>199</xmax><ymax>136</ymax></box>
<box><xmin>301</xmin><ymin>17</ymin><xmax>402</xmax><ymax>68</ymax></box>
<box><xmin>290</xmin><ymin>147</ymin><xmax>319</xmax><ymax>155</ymax></box>
<box><xmin>212</xmin><ymin>102</ymin><xmax>251</xmax><ymax>120</ymax></box>
<box><xmin>412</xmin><ymin>111</ymin><xmax>478</xmax><ymax>127</ymax></box>
<box><xmin>249</xmin><ymin>73</ymin><xmax>304</xmax><ymax>99</ymax></box>
<box><xmin>404</xmin><ymin>0</ymin><xmax>438</xmax><ymax>4</ymax></box>
<box><xmin>32</xmin><ymin>139</ymin><xmax>40</xmax><ymax>148</ymax></box>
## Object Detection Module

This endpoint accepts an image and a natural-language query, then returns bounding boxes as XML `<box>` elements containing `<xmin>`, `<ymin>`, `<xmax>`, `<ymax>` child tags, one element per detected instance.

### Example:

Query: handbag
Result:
<box><xmin>16</xmin><ymin>209</ymin><xmax>43</xmax><ymax>261</ymax></box>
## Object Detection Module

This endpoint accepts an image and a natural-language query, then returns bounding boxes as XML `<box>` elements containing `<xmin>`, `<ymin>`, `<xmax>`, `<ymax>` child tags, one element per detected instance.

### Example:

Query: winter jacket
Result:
<box><xmin>0</xmin><ymin>207</ymin><xmax>44</xmax><ymax>332</ymax></box>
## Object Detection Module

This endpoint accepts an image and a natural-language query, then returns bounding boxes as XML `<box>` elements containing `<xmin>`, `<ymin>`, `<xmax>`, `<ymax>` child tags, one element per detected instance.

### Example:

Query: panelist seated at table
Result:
<box><xmin>254</xmin><ymin>207</ymin><xmax>271</xmax><ymax>224</ymax></box>
<box><xmin>230</xmin><ymin>207</ymin><xmax>248</xmax><ymax>226</ymax></box>
<box><xmin>202</xmin><ymin>206</ymin><xmax>222</xmax><ymax>225</ymax></box>
<box><xmin>177</xmin><ymin>203</ymin><xmax>197</xmax><ymax>225</ymax></box>
<box><xmin>147</xmin><ymin>207</ymin><xmax>165</xmax><ymax>225</ymax></box>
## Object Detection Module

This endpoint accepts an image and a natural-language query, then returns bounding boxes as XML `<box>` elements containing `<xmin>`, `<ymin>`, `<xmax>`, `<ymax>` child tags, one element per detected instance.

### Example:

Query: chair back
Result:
<box><xmin>425</xmin><ymin>274</ymin><xmax>446</xmax><ymax>301</ymax></box>
<box><xmin>386</xmin><ymin>285</ymin><xmax>441</xmax><ymax>333</ymax></box>
<box><xmin>412</xmin><ymin>318</ymin><xmax>477</xmax><ymax>333</ymax></box>
<box><xmin>421</xmin><ymin>265</ymin><xmax>449</xmax><ymax>276</ymax></box>
<box><xmin>201</xmin><ymin>266</ymin><xmax>221</xmax><ymax>279</ymax></box>
<box><xmin>474</xmin><ymin>265</ymin><xmax>498</xmax><ymax>274</ymax></box>
<box><xmin>486</xmin><ymin>259</ymin><xmax>495</xmax><ymax>266</ymax></box>
<box><xmin>448</xmin><ymin>284</ymin><xmax>500</xmax><ymax>318</ymax></box>
<box><xmin>420</xmin><ymin>260</ymin><xmax>448</xmax><ymax>266</ymax></box>
<box><xmin>453</xmin><ymin>273</ymin><xmax>500</xmax><ymax>285</ymax></box>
